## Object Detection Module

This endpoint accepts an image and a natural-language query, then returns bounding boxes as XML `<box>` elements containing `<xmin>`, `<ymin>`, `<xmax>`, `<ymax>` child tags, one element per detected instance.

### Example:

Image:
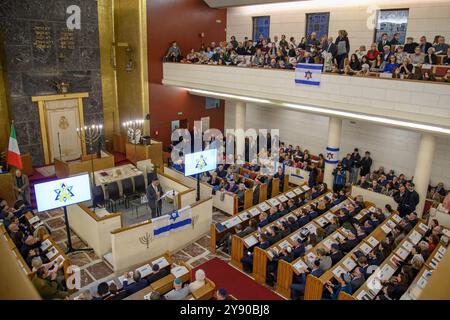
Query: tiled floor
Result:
<box><xmin>38</xmin><ymin>207</ymin><xmax>231</xmax><ymax>292</ymax></box>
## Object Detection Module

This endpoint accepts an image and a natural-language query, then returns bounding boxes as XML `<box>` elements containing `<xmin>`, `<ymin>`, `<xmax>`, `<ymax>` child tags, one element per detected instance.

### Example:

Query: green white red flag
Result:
<box><xmin>7</xmin><ymin>123</ymin><xmax>22</xmax><ymax>170</ymax></box>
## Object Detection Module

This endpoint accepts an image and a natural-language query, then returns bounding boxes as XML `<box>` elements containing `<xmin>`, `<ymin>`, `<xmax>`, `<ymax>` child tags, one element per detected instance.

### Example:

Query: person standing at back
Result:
<box><xmin>360</xmin><ymin>151</ymin><xmax>372</xmax><ymax>178</ymax></box>
<box><xmin>12</xmin><ymin>169</ymin><xmax>30</xmax><ymax>206</ymax></box>
<box><xmin>335</xmin><ymin>30</ymin><xmax>350</xmax><ymax>70</ymax></box>
<box><xmin>350</xmin><ymin>148</ymin><xmax>361</xmax><ymax>184</ymax></box>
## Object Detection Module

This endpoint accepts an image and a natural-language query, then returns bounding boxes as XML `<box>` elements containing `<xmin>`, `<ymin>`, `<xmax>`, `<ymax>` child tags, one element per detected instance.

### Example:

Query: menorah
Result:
<box><xmin>139</xmin><ymin>232</ymin><xmax>153</xmax><ymax>249</ymax></box>
<box><xmin>76</xmin><ymin>124</ymin><xmax>103</xmax><ymax>187</ymax></box>
<box><xmin>123</xmin><ymin>119</ymin><xmax>144</xmax><ymax>144</ymax></box>
<box><xmin>123</xmin><ymin>119</ymin><xmax>144</xmax><ymax>164</ymax></box>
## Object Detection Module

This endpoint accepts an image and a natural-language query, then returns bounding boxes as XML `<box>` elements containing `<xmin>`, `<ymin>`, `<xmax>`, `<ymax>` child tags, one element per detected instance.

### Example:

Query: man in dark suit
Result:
<box><xmin>394</xmin><ymin>184</ymin><xmax>419</xmax><ymax>217</ymax></box>
<box><xmin>241</xmin><ymin>233</ymin><xmax>270</xmax><ymax>273</ymax></box>
<box><xmin>147</xmin><ymin>179</ymin><xmax>163</xmax><ymax>218</ymax></box>
<box><xmin>290</xmin><ymin>260</ymin><xmax>324</xmax><ymax>300</ymax></box>
<box><xmin>324</xmin><ymin>36</ymin><xmax>337</xmax><ymax>59</ymax></box>
<box><xmin>252</xmin><ymin>179</ymin><xmax>261</xmax><ymax>206</ymax></box>
<box><xmin>122</xmin><ymin>270</ymin><xmax>149</xmax><ymax>296</ymax></box>
<box><xmin>377</xmin><ymin>33</ymin><xmax>391</xmax><ymax>52</ymax></box>
<box><xmin>145</xmin><ymin>264</ymin><xmax>170</xmax><ymax>284</ymax></box>
<box><xmin>329</xmin><ymin>243</ymin><xmax>344</xmax><ymax>265</ymax></box>
<box><xmin>418</xmin><ymin>36</ymin><xmax>432</xmax><ymax>53</ymax></box>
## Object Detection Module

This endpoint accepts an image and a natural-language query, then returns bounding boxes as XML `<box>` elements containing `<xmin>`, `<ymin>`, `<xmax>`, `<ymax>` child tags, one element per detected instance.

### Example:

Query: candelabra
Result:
<box><xmin>77</xmin><ymin>124</ymin><xmax>103</xmax><ymax>188</ymax></box>
<box><xmin>123</xmin><ymin>119</ymin><xmax>144</xmax><ymax>164</ymax></box>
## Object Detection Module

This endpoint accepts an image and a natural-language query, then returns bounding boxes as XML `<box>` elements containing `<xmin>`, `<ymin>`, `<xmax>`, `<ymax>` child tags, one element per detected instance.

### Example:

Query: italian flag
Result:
<box><xmin>7</xmin><ymin>123</ymin><xmax>22</xmax><ymax>170</ymax></box>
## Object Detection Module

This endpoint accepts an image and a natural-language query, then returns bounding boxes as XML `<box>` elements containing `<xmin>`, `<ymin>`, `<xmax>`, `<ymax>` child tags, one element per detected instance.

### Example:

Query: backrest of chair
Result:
<box><xmin>108</xmin><ymin>182</ymin><xmax>120</xmax><ymax>198</ymax></box>
<box><xmin>134</xmin><ymin>175</ymin><xmax>146</xmax><ymax>193</ymax></box>
<box><xmin>122</xmin><ymin>178</ymin><xmax>134</xmax><ymax>196</ymax></box>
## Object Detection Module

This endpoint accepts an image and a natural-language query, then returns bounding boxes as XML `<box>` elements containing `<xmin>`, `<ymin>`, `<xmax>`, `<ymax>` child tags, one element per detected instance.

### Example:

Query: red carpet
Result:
<box><xmin>193</xmin><ymin>258</ymin><xmax>283</xmax><ymax>300</ymax></box>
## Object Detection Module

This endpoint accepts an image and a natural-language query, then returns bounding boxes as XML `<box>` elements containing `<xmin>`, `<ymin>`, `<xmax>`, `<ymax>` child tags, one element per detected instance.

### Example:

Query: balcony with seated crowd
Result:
<box><xmin>162</xmin><ymin>32</ymin><xmax>450</xmax><ymax>132</ymax></box>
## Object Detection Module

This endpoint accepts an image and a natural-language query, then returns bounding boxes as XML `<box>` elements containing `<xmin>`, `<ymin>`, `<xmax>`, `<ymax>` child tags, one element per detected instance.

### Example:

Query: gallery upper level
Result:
<box><xmin>162</xmin><ymin>62</ymin><xmax>450</xmax><ymax>136</ymax></box>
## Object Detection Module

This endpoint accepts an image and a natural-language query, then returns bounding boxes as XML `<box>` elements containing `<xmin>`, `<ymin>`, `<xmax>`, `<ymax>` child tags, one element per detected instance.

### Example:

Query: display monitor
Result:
<box><xmin>184</xmin><ymin>149</ymin><xmax>217</xmax><ymax>176</ymax></box>
<box><xmin>34</xmin><ymin>174</ymin><xmax>92</xmax><ymax>212</ymax></box>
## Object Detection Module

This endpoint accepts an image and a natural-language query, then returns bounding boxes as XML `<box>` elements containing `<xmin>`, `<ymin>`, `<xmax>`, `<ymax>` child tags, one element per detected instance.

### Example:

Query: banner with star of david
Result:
<box><xmin>295</xmin><ymin>63</ymin><xmax>323</xmax><ymax>86</ymax></box>
<box><xmin>152</xmin><ymin>206</ymin><xmax>192</xmax><ymax>238</ymax></box>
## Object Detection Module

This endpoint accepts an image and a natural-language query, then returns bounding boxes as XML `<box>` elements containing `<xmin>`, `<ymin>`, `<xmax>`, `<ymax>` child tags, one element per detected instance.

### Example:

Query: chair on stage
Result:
<box><xmin>134</xmin><ymin>175</ymin><xmax>147</xmax><ymax>195</ymax></box>
<box><xmin>107</xmin><ymin>181</ymin><xmax>122</xmax><ymax>212</ymax></box>
<box><xmin>122</xmin><ymin>177</ymin><xmax>139</xmax><ymax>208</ymax></box>
<box><xmin>92</xmin><ymin>185</ymin><xmax>107</xmax><ymax>208</ymax></box>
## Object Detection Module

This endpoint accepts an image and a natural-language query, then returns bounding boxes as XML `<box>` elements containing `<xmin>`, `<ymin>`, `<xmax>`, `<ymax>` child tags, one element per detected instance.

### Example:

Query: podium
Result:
<box><xmin>125</xmin><ymin>140</ymin><xmax>163</xmax><ymax>168</ymax></box>
<box><xmin>54</xmin><ymin>151</ymin><xmax>115</xmax><ymax>178</ymax></box>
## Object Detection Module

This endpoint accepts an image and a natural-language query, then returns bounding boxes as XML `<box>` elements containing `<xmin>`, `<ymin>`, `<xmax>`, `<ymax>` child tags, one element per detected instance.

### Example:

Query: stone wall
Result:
<box><xmin>0</xmin><ymin>0</ymin><xmax>103</xmax><ymax>166</ymax></box>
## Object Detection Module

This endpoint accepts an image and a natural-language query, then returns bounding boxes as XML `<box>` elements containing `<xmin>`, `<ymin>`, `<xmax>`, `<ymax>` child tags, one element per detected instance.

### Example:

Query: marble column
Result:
<box><xmin>323</xmin><ymin>117</ymin><xmax>342</xmax><ymax>188</ymax></box>
<box><xmin>234</xmin><ymin>101</ymin><xmax>246</xmax><ymax>163</ymax></box>
<box><xmin>413</xmin><ymin>133</ymin><xmax>436</xmax><ymax>218</ymax></box>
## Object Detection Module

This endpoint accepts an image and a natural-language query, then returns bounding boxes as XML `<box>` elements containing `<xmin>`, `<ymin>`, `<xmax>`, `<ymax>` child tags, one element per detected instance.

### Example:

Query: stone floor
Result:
<box><xmin>38</xmin><ymin>207</ymin><xmax>231</xmax><ymax>291</ymax></box>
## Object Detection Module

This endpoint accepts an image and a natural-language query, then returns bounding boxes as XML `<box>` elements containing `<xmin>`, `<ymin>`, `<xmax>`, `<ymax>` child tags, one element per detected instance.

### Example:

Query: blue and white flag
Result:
<box><xmin>295</xmin><ymin>63</ymin><xmax>323</xmax><ymax>86</ymax></box>
<box><xmin>152</xmin><ymin>206</ymin><xmax>192</xmax><ymax>238</ymax></box>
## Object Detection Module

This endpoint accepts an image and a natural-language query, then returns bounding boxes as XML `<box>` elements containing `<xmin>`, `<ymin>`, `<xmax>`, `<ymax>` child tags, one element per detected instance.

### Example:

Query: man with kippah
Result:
<box><xmin>216</xmin><ymin>288</ymin><xmax>231</xmax><ymax>300</ymax></box>
<box><xmin>164</xmin><ymin>278</ymin><xmax>189</xmax><ymax>300</ymax></box>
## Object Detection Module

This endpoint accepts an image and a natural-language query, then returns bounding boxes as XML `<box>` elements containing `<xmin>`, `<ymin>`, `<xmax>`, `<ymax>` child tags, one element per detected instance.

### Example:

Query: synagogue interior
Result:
<box><xmin>1</xmin><ymin>0</ymin><xmax>450</xmax><ymax>302</ymax></box>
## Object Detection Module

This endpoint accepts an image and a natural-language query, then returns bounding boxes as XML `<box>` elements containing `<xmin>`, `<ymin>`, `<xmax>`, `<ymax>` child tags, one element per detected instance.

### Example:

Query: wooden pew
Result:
<box><xmin>210</xmin><ymin>184</ymin><xmax>307</xmax><ymax>254</ymax></box>
<box><xmin>256</xmin><ymin>198</ymin><xmax>363</xmax><ymax>289</ymax></box>
<box><xmin>342</xmin><ymin>219</ymin><xmax>429</xmax><ymax>300</ymax></box>
<box><xmin>230</xmin><ymin>185</ymin><xmax>312</xmax><ymax>269</ymax></box>
<box><xmin>402</xmin><ymin>229</ymin><xmax>449</xmax><ymax>300</ymax></box>
<box><xmin>271</xmin><ymin>178</ymin><xmax>280</xmax><ymax>197</ymax></box>
<box><xmin>191</xmin><ymin>278</ymin><xmax>216</xmax><ymax>300</ymax></box>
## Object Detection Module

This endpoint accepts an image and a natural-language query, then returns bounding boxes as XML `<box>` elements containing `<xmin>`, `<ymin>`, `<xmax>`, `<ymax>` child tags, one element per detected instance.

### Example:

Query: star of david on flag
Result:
<box><xmin>295</xmin><ymin>63</ymin><xmax>323</xmax><ymax>86</ymax></box>
<box><xmin>152</xmin><ymin>206</ymin><xmax>193</xmax><ymax>238</ymax></box>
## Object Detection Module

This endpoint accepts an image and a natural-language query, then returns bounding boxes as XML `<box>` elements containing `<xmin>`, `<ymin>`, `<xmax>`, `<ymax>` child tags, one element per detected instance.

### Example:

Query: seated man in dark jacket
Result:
<box><xmin>122</xmin><ymin>270</ymin><xmax>149</xmax><ymax>296</ymax></box>
<box><xmin>146</xmin><ymin>264</ymin><xmax>170</xmax><ymax>285</ymax></box>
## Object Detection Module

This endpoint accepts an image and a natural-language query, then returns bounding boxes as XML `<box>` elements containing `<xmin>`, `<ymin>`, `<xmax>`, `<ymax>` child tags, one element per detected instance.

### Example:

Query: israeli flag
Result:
<box><xmin>295</xmin><ymin>63</ymin><xmax>323</xmax><ymax>86</ymax></box>
<box><xmin>152</xmin><ymin>206</ymin><xmax>192</xmax><ymax>237</ymax></box>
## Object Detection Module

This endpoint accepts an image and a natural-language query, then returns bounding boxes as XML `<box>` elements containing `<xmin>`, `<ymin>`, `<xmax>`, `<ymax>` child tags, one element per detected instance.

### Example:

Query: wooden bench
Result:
<box><xmin>210</xmin><ymin>184</ymin><xmax>307</xmax><ymax>254</ymax></box>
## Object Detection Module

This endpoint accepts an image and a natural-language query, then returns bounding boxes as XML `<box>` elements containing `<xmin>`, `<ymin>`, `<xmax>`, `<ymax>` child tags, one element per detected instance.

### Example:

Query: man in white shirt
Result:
<box><xmin>164</xmin><ymin>278</ymin><xmax>190</xmax><ymax>300</ymax></box>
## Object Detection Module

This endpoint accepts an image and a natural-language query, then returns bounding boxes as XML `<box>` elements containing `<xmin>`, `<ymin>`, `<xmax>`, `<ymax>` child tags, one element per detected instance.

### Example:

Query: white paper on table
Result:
<box><xmin>332</xmin><ymin>232</ymin><xmax>345</xmax><ymax>242</ymax></box>
<box><xmin>40</xmin><ymin>239</ymin><xmax>52</xmax><ymax>251</ymax></box>
<box><xmin>429</xmin><ymin>261</ymin><xmax>438</xmax><ymax>270</ymax></box>
<box><xmin>239</xmin><ymin>212</ymin><xmax>250</xmax><ymax>221</ymax></box>
<box><xmin>305</xmin><ymin>252</ymin><xmax>317</xmax><ymax>264</ymax></box>
<box><xmin>417</xmin><ymin>276</ymin><xmax>428</xmax><ymax>289</ymax></box>
<box><xmin>342</xmin><ymin>257</ymin><xmax>357</xmax><ymax>271</ymax></box>
<box><xmin>249</xmin><ymin>207</ymin><xmax>261</xmax><ymax>216</ymax></box>
<box><xmin>408</xmin><ymin>230</ymin><xmax>422</xmax><ymax>245</ymax></box>
<box><xmin>279</xmin><ymin>240</ymin><xmax>291</xmax><ymax>250</ymax></box>
<box><xmin>442</xmin><ymin>229</ymin><xmax>450</xmax><ymax>237</ymax></box>
<box><xmin>258</xmin><ymin>202</ymin><xmax>270</xmax><ymax>211</ymax></box>
<box><xmin>431</xmin><ymin>258</ymin><xmax>440</xmax><ymax>266</ymax></box>
<box><xmin>386</xmin><ymin>220</ymin><xmax>396</xmax><ymax>229</ymax></box>
<box><xmin>325</xmin><ymin>212</ymin><xmax>335</xmax><ymax>222</ymax></box>
<box><xmin>293</xmin><ymin>259</ymin><xmax>308</xmax><ymax>273</ymax></box>
<box><xmin>278</xmin><ymin>195</ymin><xmax>289</xmax><ymax>203</ymax></box>
<box><xmin>378</xmin><ymin>264</ymin><xmax>395</xmax><ymax>281</ymax></box>
<box><xmin>293</xmin><ymin>188</ymin><xmax>303</xmax><ymax>195</ymax></box>
<box><xmin>366</xmin><ymin>275</ymin><xmax>383</xmax><ymax>296</ymax></box>
<box><xmin>396</xmin><ymin>247</ymin><xmax>409</xmax><ymax>260</ymax></box>
<box><xmin>305</xmin><ymin>223</ymin><xmax>317</xmax><ymax>234</ymax></box>
<box><xmin>354</xmin><ymin>213</ymin><xmax>363</xmax><ymax>221</ymax></box>
<box><xmin>286</xmin><ymin>191</ymin><xmax>296</xmax><ymax>199</ymax></box>
<box><xmin>326</xmin><ymin>192</ymin><xmax>333</xmax><ymax>198</ymax></box>
<box><xmin>391</xmin><ymin>214</ymin><xmax>402</xmax><ymax>223</ymax></box>
<box><xmin>438</xmin><ymin>246</ymin><xmax>446</xmax><ymax>255</ymax></box>
<box><xmin>322</xmin><ymin>238</ymin><xmax>336</xmax><ymax>250</ymax></box>
<box><xmin>402</xmin><ymin>240</ymin><xmax>414</xmax><ymax>253</ymax></box>
<box><xmin>268</xmin><ymin>198</ymin><xmax>281</xmax><ymax>207</ymax></box>
<box><xmin>152</xmin><ymin>257</ymin><xmax>169</xmax><ymax>269</ymax></box>
<box><xmin>381</xmin><ymin>224</ymin><xmax>392</xmax><ymax>234</ymax></box>
<box><xmin>244</xmin><ymin>235</ymin><xmax>258</xmax><ymax>247</ymax></box>
<box><xmin>28</xmin><ymin>215</ymin><xmax>40</xmax><ymax>225</ymax></box>
<box><xmin>359</xmin><ymin>243</ymin><xmax>372</xmax><ymax>255</ymax></box>
<box><xmin>418</xmin><ymin>223</ymin><xmax>429</xmax><ymax>233</ymax></box>
<box><xmin>224</xmin><ymin>217</ymin><xmax>241</xmax><ymax>229</ymax></box>
<box><xmin>434</xmin><ymin>252</ymin><xmax>443</xmax><ymax>262</ymax></box>
<box><xmin>356</xmin><ymin>290</ymin><xmax>372</xmax><ymax>300</ymax></box>
<box><xmin>290</xmin><ymin>232</ymin><xmax>301</xmax><ymax>243</ymax></box>
<box><xmin>46</xmin><ymin>247</ymin><xmax>58</xmax><ymax>260</ymax></box>
<box><xmin>136</xmin><ymin>264</ymin><xmax>152</xmax><ymax>278</ymax></box>
<box><xmin>302</xmin><ymin>186</ymin><xmax>311</xmax><ymax>192</ymax></box>
<box><xmin>118</xmin><ymin>274</ymin><xmax>135</xmax><ymax>285</ymax></box>
<box><xmin>316</xmin><ymin>217</ymin><xmax>328</xmax><ymax>227</ymax></box>
<box><xmin>332</xmin><ymin>266</ymin><xmax>346</xmax><ymax>279</ymax></box>
<box><xmin>171</xmin><ymin>266</ymin><xmax>189</xmax><ymax>278</ymax></box>
<box><xmin>367</xmin><ymin>236</ymin><xmax>379</xmax><ymax>247</ymax></box>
